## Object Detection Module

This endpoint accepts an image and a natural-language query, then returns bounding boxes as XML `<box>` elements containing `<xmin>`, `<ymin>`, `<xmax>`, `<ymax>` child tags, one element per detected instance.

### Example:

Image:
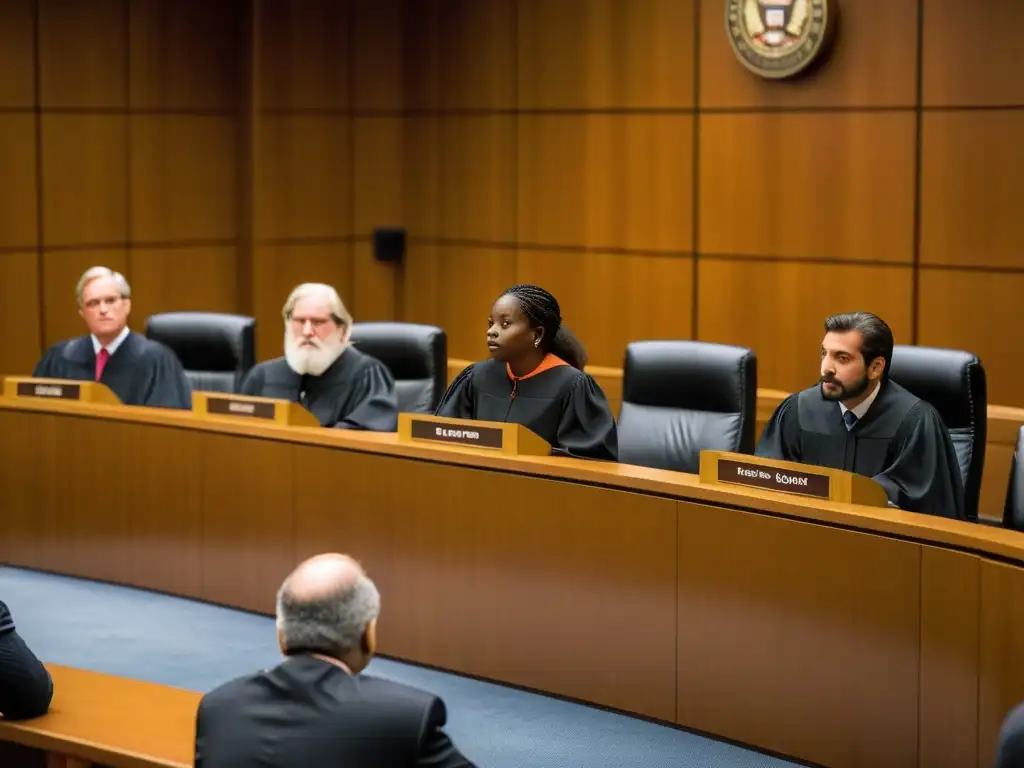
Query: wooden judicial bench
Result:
<box><xmin>3</xmin><ymin>378</ymin><xmax>1024</xmax><ymax>768</ymax></box>
<box><xmin>0</xmin><ymin>665</ymin><xmax>197</xmax><ymax>768</ymax></box>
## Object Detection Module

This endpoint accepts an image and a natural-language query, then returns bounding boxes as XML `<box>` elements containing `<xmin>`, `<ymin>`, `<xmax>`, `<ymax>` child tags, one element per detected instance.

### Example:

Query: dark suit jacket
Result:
<box><xmin>194</xmin><ymin>655</ymin><xmax>475</xmax><ymax>767</ymax></box>
<box><xmin>0</xmin><ymin>600</ymin><xmax>53</xmax><ymax>720</ymax></box>
<box><xmin>997</xmin><ymin>701</ymin><xmax>1024</xmax><ymax>767</ymax></box>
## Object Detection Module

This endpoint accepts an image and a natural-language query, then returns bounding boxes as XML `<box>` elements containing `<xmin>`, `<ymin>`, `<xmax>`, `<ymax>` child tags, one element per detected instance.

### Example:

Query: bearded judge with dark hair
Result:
<box><xmin>756</xmin><ymin>312</ymin><xmax>965</xmax><ymax>519</ymax></box>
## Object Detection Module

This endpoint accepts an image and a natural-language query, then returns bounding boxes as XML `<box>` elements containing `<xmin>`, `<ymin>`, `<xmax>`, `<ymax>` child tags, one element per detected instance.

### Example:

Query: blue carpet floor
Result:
<box><xmin>0</xmin><ymin>566</ymin><xmax>801</xmax><ymax>768</ymax></box>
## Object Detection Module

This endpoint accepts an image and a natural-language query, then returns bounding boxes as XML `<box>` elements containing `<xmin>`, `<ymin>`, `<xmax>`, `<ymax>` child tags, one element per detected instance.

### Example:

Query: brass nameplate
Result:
<box><xmin>410</xmin><ymin>418</ymin><xmax>503</xmax><ymax>449</ymax></box>
<box><xmin>206</xmin><ymin>396</ymin><xmax>276</xmax><ymax>421</ymax></box>
<box><xmin>16</xmin><ymin>382</ymin><xmax>81</xmax><ymax>400</ymax></box>
<box><xmin>718</xmin><ymin>458</ymin><xmax>831</xmax><ymax>500</ymax></box>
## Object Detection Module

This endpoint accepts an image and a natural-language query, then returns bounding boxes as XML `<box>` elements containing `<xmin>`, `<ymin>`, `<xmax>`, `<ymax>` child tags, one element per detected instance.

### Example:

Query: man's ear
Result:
<box><xmin>868</xmin><ymin>357</ymin><xmax>885</xmax><ymax>381</ymax></box>
<box><xmin>277</xmin><ymin>628</ymin><xmax>287</xmax><ymax>655</ymax></box>
<box><xmin>363</xmin><ymin>618</ymin><xmax>377</xmax><ymax>656</ymax></box>
<box><xmin>123</xmin><ymin>297</ymin><xmax>132</xmax><ymax>319</ymax></box>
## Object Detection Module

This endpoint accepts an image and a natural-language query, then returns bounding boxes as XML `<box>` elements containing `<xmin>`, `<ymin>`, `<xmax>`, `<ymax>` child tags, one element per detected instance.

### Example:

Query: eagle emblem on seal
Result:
<box><xmin>726</xmin><ymin>0</ymin><xmax>833</xmax><ymax>80</ymax></box>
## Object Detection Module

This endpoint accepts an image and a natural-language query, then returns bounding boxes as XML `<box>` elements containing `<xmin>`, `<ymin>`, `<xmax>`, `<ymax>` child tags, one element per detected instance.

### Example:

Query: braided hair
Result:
<box><xmin>501</xmin><ymin>284</ymin><xmax>588</xmax><ymax>370</ymax></box>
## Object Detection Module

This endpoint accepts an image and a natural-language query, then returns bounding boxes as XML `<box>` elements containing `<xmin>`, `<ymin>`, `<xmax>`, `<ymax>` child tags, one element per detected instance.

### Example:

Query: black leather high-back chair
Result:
<box><xmin>617</xmin><ymin>340</ymin><xmax>757</xmax><ymax>473</ymax></box>
<box><xmin>349</xmin><ymin>322</ymin><xmax>447</xmax><ymax>414</ymax></box>
<box><xmin>145</xmin><ymin>312</ymin><xmax>256</xmax><ymax>394</ymax></box>
<box><xmin>888</xmin><ymin>345</ymin><xmax>987</xmax><ymax>521</ymax></box>
<box><xmin>1004</xmin><ymin>427</ymin><xmax>1024</xmax><ymax>531</ymax></box>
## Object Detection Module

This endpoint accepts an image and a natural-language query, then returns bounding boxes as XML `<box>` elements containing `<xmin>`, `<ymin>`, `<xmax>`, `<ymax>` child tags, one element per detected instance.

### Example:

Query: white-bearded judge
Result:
<box><xmin>239</xmin><ymin>283</ymin><xmax>399</xmax><ymax>431</ymax></box>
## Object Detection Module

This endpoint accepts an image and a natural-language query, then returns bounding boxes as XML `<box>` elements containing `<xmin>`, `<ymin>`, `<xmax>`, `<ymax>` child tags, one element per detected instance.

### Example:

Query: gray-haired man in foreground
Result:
<box><xmin>193</xmin><ymin>554</ymin><xmax>475</xmax><ymax>768</ymax></box>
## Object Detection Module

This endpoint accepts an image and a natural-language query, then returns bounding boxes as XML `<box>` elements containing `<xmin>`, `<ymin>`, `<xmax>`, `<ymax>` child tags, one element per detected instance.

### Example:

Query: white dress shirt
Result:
<box><xmin>91</xmin><ymin>325</ymin><xmax>130</xmax><ymax>356</ymax></box>
<box><xmin>839</xmin><ymin>380</ymin><xmax>880</xmax><ymax>429</ymax></box>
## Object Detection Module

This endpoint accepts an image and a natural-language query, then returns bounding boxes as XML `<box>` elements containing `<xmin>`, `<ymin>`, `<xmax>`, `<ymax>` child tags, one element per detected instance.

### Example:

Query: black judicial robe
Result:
<box><xmin>436</xmin><ymin>358</ymin><xmax>618</xmax><ymax>461</ymax></box>
<box><xmin>239</xmin><ymin>347</ymin><xmax>398</xmax><ymax>431</ymax></box>
<box><xmin>755</xmin><ymin>381</ymin><xmax>965</xmax><ymax>519</ymax></box>
<box><xmin>32</xmin><ymin>332</ymin><xmax>192</xmax><ymax>410</ymax></box>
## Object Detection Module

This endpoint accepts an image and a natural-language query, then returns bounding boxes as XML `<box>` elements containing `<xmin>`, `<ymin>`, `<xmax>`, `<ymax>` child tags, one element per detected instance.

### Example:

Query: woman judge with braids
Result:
<box><xmin>436</xmin><ymin>285</ymin><xmax>618</xmax><ymax>461</ymax></box>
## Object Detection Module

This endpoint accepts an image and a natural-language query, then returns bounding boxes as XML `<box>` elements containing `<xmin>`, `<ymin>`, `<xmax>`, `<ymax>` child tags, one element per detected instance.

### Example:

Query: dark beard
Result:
<box><xmin>820</xmin><ymin>374</ymin><xmax>870</xmax><ymax>402</ymax></box>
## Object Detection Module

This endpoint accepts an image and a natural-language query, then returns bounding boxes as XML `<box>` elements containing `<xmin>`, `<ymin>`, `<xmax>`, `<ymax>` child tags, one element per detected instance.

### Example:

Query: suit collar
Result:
<box><xmin>65</xmin><ymin>331</ymin><xmax>140</xmax><ymax>363</ymax></box>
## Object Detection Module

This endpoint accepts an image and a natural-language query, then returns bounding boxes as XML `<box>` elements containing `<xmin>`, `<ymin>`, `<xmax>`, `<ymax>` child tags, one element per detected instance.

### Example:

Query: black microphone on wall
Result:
<box><xmin>373</xmin><ymin>227</ymin><xmax>406</xmax><ymax>264</ymax></box>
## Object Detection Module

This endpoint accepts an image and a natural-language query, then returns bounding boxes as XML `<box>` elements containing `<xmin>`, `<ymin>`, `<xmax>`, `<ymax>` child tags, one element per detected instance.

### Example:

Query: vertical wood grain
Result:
<box><xmin>515</xmin><ymin>251</ymin><xmax>694</xmax><ymax>368</ymax></box>
<box><xmin>517</xmin><ymin>115</ymin><xmax>694</xmax><ymax>252</ymax></box>
<box><xmin>256</xmin><ymin>0</ymin><xmax>350</xmax><ymax>111</ymax></box>
<box><xmin>518</xmin><ymin>0</ymin><xmax>695</xmax><ymax>109</ymax></box>
<box><xmin>41</xmin><ymin>116</ymin><xmax>128</xmax><ymax>246</ymax></box>
<box><xmin>0</xmin><ymin>0</ymin><xmax>36</xmax><ymax>107</ymax></box>
<box><xmin>920</xmin><ymin>112</ymin><xmax>1024</xmax><ymax>268</ymax></box>
<box><xmin>918</xmin><ymin>270</ymin><xmax>1024</xmax><ymax>409</ymax></box>
<box><xmin>129</xmin><ymin>116</ymin><xmax>237</xmax><ymax>242</ymax></box>
<box><xmin>293</xmin><ymin>446</ymin><xmax>679</xmax><ymax>721</ymax></box>
<box><xmin>38</xmin><ymin>0</ymin><xmax>126</xmax><ymax>109</ymax></box>
<box><xmin>920</xmin><ymin>546</ymin><xmax>980</xmax><ymax>768</ymax></box>
<box><xmin>678</xmin><ymin>502</ymin><xmax>921</xmax><ymax>767</ymax></box>
<box><xmin>0</xmin><ymin>253</ymin><xmax>43</xmax><ymax>374</ymax></box>
<box><xmin>699</xmin><ymin>112</ymin><xmax>916</xmax><ymax>262</ymax></box>
<box><xmin>200</xmin><ymin>434</ymin><xmax>296</xmax><ymax>614</ymax></box>
<box><xmin>698</xmin><ymin>260</ymin><xmax>914</xmax><ymax>394</ymax></box>
<box><xmin>922</xmin><ymin>0</ymin><xmax>1024</xmax><ymax>107</ymax></box>
<box><xmin>129</xmin><ymin>0</ymin><xmax>243</xmax><ymax>111</ymax></box>
<box><xmin>979</xmin><ymin>560</ymin><xmax>1024</xmax><ymax>768</ymax></box>
<box><xmin>0</xmin><ymin>115</ymin><xmax>39</xmax><ymax>249</ymax></box>
<box><xmin>254</xmin><ymin>115</ymin><xmax>351</xmax><ymax>241</ymax></box>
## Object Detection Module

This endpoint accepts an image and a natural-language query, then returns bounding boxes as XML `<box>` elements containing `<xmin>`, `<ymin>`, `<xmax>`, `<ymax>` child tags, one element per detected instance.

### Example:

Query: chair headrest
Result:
<box><xmin>145</xmin><ymin>312</ymin><xmax>256</xmax><ymax>373</ymax></box>
<box><xmin>349</xmin><ymin>322</ymin><xmax>446</xmax><ymax>380</ymax></box>
<box><xmin>623</xmin><ymin>340</ymin><xmax>755</xmax><ymax>413</ymax></box>
<box><xmin>888</xmin><ymin>345</ymin><xmax>985</xmax><ymax>429</ymax></box>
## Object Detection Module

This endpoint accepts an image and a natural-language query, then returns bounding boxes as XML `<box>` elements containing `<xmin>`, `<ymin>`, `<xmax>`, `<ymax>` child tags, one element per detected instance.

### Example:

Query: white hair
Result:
<box><xmin>76</xmin><ymin>266</ymin><xmax>131</xmax><ymax>307</ymax></box>
<box><xmin>282</xmin><ymin>283</ymin><xmax>353</xmax><ymax>328</ymax></box>
<box><xmin>275</xmin><ymin>573</ymin><xmax>381</xmax><ymax>656</ymax></box>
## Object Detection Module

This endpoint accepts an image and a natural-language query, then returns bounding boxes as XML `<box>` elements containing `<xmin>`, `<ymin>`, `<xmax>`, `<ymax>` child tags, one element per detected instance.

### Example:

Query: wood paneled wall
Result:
<box><xmin>3</xmin><ymin>0</ymin><xmax>1023</xmax><ymax>406</ymax></box>
<box><xmin>276</xmin><ymin>0</ymin><xmax>1024</xmax><ymax>404</ymax></box>
<box><xmin>0</xmin><ymin>0</ymin><xmax>245</xmax><ymax>375</ymax></box>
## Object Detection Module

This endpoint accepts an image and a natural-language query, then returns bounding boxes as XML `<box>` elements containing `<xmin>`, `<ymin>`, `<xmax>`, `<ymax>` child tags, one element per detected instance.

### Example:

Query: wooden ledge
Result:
<box><xmin>0</xmin><ymin>665</ymin><xmax>198</xmax><ymax>768</ymax></box>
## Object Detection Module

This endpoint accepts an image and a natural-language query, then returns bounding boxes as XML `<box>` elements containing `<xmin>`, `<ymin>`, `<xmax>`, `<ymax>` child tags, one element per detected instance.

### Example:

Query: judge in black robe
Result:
<box><xmin>32</xmin><ymin>265</ymin><xmax>191</xmax><ymax>409</ymax></box>
<box><xmin>240</xmin><ymin>347</ymin><xmax>398</xmax><ymax>431</ymax></box>
<box><xmin>33</xmin><ymin>330</ymin><xmax>192</xmax><ymax>410</ymax></box>
<box><xmin>437</xmin><ymin>357</ymin><xmax>617</xmax><ymax>460</ymax></box>
<box><xmin>756</xmin><ymin>311</ymin><xmax>964</xmax><ymax>519</ymax></box>
<box><xmin>757</xmin><ymin>382</ymin><xmax>965</xmax><ymax>518</ymax></box>
<box><xmin>436</xmin><ymin>284</ymin><xmax>617</xmax><ymax>461</ymax></box>
<box><xmin>242</xmin><ymin>281</ymin><xmax>398</xmax><ymax>431</ymax></box>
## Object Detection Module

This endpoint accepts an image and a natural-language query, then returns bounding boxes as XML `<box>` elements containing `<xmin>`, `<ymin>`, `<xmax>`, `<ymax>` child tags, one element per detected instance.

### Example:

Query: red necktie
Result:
<box><xmin>95</xmin><ymin>348</ymin><xmax>110</xmax><ymax>381</ymax></box>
